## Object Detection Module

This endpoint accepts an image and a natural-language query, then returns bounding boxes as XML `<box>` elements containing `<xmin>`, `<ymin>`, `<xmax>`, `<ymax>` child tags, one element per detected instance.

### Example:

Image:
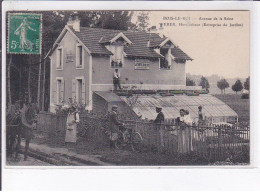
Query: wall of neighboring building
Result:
<box><xmin>50</xmin><ymin>31</ymin><xmax>90</xmax><ymax>112</ymax></box>
<box><xmin>91</xmin><ymin>56</ymin><xmax>186</xmax><ymax>91</ymax></box>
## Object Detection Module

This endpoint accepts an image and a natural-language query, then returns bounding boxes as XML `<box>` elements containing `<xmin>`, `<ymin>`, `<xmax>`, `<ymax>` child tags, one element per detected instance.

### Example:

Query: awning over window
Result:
<box><xmin>120</xmin><ymin>94</ymin><xmax>238</xmax><ymax>121</ymax></box>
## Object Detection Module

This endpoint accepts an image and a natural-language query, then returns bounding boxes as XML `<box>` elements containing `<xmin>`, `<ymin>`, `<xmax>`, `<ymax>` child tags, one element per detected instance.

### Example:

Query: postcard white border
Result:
<box><xmin>2</xmin><ymin>0</ymin><xmax>260</xmax><ymax>190</ymax></box>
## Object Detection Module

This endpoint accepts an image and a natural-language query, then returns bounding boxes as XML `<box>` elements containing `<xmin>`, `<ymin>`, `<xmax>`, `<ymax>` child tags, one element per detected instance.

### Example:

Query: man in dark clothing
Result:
<box><xmin>154</xmin><ymin>106</ymin><xmax>165</xmax><ymax>150</ymax></box>
<box><xmin>108</xmin><ymin>105</ymin><xmax>123</xmax><ymax>148</ymax></box>
<box><xmin>113</xmin><ymin>69</ymin><xmax>122</xmax><ymax>91</ymax></box>
<box><xmin>154</xmin><ymin>106</ymin><xmax>165</xmax><ymax>124</ymax></box>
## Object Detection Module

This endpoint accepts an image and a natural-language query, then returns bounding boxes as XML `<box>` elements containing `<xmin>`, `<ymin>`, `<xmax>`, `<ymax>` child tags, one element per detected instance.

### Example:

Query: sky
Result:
<box><xmin>134</xmin><ymin>11</ymin><xmax>250</xmax><ymax>79</ymax></box>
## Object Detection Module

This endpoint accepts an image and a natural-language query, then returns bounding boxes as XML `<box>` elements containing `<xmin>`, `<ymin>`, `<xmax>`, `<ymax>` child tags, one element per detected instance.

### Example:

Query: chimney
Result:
<box><xmin>147</xmin><ymin>40</ymin><xmax>150</xmax><ymax>47</ymax></box>
<box><xmin>67</xmin><ymin>15</ymin><xmax>80</xmax><ymax>32</ymax></box>
<box><xmin>147</xmin><ymin>33</ymin><xmax>152</xmax><ymax>47</ymax></box>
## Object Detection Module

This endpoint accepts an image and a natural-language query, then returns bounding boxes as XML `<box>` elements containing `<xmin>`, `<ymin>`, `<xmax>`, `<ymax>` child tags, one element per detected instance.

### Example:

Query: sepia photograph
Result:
<box><xmin>3</xmin><ymin>9</ymin><xmax>250</xmax><ymax>167</ymax></box>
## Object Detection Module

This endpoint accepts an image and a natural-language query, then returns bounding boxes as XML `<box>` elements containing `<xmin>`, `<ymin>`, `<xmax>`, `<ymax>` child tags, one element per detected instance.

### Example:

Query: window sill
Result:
<box><xmin>159</xmin><ymin>68</ymin><xmax>172</xmax><ymax>70</ymax></box>
<box><xmin>76</xmin><ymin>66</ymin><xmax>84</xmax><ymax>69</ymax></box>
<box><xmin>56</xmin><ymin>68</ymin><xmax>63</xmax><ymax>71</ymax></box>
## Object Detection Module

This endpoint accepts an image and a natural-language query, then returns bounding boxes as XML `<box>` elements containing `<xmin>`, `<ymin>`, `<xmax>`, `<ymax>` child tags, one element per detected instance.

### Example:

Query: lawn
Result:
<box><xmin>213</xmin><ymin>94</ymin><xmax>250</xmax><ymax>123</ymax></box>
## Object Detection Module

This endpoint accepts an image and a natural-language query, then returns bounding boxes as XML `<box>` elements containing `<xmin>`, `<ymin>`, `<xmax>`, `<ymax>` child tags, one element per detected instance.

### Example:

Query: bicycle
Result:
<box><xmin>114</xmin><ymin>124</ymin><xmax>143</xmax><ymax>151</ymax></box>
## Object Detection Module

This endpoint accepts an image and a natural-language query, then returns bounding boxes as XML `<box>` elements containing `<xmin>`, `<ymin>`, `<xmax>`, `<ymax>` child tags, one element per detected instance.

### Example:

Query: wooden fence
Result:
<box><xmin>128</xmin><ymin>121</ymin><xmax>249</xmax><ymax>161</ymax></box>
<box><xmin>37</xmin><ymin>112</ymin><xmax>250</xmax><ymax>162</ymax></box>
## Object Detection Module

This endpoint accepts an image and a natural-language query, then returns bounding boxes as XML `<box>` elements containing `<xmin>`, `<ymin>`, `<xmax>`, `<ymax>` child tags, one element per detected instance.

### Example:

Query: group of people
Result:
<box><xmin>64</xmin><ymin>100</ymin><xmax>206</xmax><ymax>154</ymax></box>
<box><xmin>106</xmin><ymin>104</ymin><xmax>206</xmax><ymax>151</ymax></box>
<box><xmin>152</xmin><ymin>105</ymin><xmax>206</xmax><ymax>153</ymax></box>
<box><xmin>154</xmin><ymin>105</ymin><xmax>205</xmax><ymax>126</ymax></box>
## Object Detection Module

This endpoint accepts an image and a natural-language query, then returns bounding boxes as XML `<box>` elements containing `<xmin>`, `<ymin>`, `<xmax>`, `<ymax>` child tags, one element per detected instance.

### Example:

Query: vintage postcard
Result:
<box><xmin>3</xmin><ymin>8</ymin><xmax>250</xmax><ymax>167</ymax></box>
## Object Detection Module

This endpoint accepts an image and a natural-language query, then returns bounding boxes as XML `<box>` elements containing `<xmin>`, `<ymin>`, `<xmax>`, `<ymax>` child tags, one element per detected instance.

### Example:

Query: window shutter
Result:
<box><xmin>61</xmin><ymin>79</ymin><xmax>65</xmax><ymax>103</ymax></box>
<box><xmin>52</xmin><ymin>80</ymin><xmax>57</xmax><ymax>104</ymax></box>
<box><xmin>82</xmin><ymin>79</ymin><xmax>86</xmax><ymax>104</ymax></box>
<box><xmin>76</xmin><ymin>46</ymin><xmax>79</xmax><ymax>67</ymax></box>
<box><xmin>72</xmin><ymin>79</ymin><xmax>76</xmax><ymax>102</ymax></box>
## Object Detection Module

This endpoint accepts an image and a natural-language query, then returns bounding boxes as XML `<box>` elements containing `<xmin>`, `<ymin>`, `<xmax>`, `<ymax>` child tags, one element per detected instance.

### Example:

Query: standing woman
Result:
<box><xmin>65</xmin><ymin>105</ymin><xmax>80</xmax><ymax>145</ymax></box>
<box><xmin>177</xmin><ymin>109</ymin><xmax>186</xmax><ymax>154</ymax></box>
<box><xmin>184</xmin><ymin>110</ymin><xmax>193</xmax><ymax>152</ymax></box>
<box><xmin>177</xmin><ymin>109</ymin><xmax>193</xmax><ymax>154</ymax></box>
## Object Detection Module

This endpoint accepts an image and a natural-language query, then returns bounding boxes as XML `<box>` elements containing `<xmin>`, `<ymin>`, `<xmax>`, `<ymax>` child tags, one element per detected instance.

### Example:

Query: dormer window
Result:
<box><xmin>110</xmin><ymin>43</ymin><xmax>124</xmax><ymax>68</ymax></box>
<box><xmin>158</xmin><ymin>39</ymin><xmax>176</xmax><ymax>70</ymax></box>
<box><xmin>76</xmin><ymin>44</ymin><xmax>84</xmax><ymax>69</ymax></box>
<box><xmin>99</xmin><ymin>32</ymin><xmax>132</xmax><ymax>68</ymax></box>
<box><xmin>160</xmin><ymin>48</ymin><xmax>172</xmax><ymax>70</ymax></box>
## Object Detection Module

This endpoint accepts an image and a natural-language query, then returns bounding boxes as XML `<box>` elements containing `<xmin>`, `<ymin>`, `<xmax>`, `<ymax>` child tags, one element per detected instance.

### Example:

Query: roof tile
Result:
<box><xmin>68</xmin><ymin>26</ymin><xmax>191</xmax><ymax>59</ymax></box>
<box><xmin>171</xmin><ymin>47</ymin><xmax>193</xmax><ymax>60</ymax></box>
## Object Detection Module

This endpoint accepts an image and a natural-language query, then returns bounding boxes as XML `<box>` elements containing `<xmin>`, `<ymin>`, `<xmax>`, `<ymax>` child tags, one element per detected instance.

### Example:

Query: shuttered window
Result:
<box><xmin>56</xmin><ymin>78</ymin><xmax>64</xmax><ymax>104</ymax></box>
<box><xmin>73</xmin><ymin>78</ymin><xmax>86</xmax><ymax>104</ymax></box>
<box><xmin>76</xmin><ymin>44</ymin><xmax>83</xmax><ymax>69</ymax></box>
<box><xmin>56</xmin><ymin>47</ymin><xmax>63</xmax><ymax>70</ymax></box>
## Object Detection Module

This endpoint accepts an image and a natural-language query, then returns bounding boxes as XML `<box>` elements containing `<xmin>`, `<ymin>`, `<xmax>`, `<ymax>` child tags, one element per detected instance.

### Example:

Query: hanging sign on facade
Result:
<box><xmin>66</xmin><ymin>51</ymin><xmax>74</xmax><ymax>63</ymax></box>
<box><xmin>8</xmin><ymin>13</ymin><xmax>42</xmax><ymax>54</ymax></box>
<box><xmin>135</xmin><ymin>59</ymin><xmax>150</xmax><ymax>70</ymax></box>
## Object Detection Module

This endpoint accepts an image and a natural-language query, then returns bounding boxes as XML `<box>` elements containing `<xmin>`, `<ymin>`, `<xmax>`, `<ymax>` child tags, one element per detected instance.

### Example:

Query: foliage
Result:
<box><xmin>231</xmin><ymin>80</ymin><xmax>243</xmax><ymax>94</ymax></box>
<box><xmin>199</xmin><ymin>76</ymin><xmax>210</xmax><ymax>91</ymax></box>
<box><xmin>241</xmin><ymin>93</ymin><xmax>249</xmax><ymax>99</ymax></box>
<box><xmin>54</xmin><ymin>98</ymin><xmax>89</xmax><ymax>116</ymax></box>
<box><xmin>122</xmin><ymin>81</ymin><xmax>143</xmax><ymax>110</ymax></box>
<box><xmin>6</xmin><ymin>11</ymin><xmax>137</xmax><ymax>111</ymax></box>
<box><xmin>217</xmin><ymin>79</ymin><xmax>229</xmax><ymax>94</ymax></box>
<box><xmin>93</xmin><ymin>11</ymin><xmax>135</xmax><ymax>31</ymax></box>
<box><xmin>186</xmin><ymin>77</ymin><xmax>196</xmax><ymax>86</ymax></box>
<box><xmin>244</xmin><ymin>76</ymin><xmax>250</xmax><ymax>90</ymax></box>
<box><xmin>135</xmin><ymin>11</ymin><xmax>150</xmax><ymax>32</ymax></box>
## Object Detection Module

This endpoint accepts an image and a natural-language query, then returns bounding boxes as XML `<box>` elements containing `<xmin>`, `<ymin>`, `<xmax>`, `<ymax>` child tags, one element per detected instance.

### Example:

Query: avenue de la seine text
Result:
<box><xmin>160</xmin><ymin>16</ymin><xmax>243</xmax><ymax>28</ymax></box>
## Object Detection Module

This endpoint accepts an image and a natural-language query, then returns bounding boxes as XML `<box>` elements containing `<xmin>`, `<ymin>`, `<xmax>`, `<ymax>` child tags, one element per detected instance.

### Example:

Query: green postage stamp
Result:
<box><xmin>8</xmin><ymin>13</ymin><xmax>42</xmax><ymax>54</ymax></box>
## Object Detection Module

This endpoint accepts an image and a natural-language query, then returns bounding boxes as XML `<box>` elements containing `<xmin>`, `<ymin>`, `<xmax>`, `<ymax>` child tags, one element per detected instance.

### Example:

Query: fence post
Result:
<box><xmin>159</xmin><ymin>124</ymin><xmax>164</xmax><ymax>152</ymax></box>
<box><xmin>218</xmin><ymin>128</ymin><xmax>223</xmax><ymax>160</ymax></box>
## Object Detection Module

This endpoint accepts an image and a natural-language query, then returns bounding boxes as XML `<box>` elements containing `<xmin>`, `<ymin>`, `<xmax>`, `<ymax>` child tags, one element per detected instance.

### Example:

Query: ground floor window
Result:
<box><xmin>56</xmin><ymin>78</ymin><xmax>64</xmax><ymax>103</ymax></box>
<box><xmin>72</xmin><ymin>77</ymin><xmax>86</xmax><ymax>105</ymax></box>
<box><xmin>76</xmin><ymin>79</ymin><xmax>83</xmax><ymax>103</ymax></box>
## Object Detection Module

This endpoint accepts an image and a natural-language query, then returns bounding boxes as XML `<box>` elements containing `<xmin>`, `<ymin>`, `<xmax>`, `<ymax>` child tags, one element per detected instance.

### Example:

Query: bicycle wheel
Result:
<box><xmin>114</xmin><ymin>134</ymin><xmax>124</xmax><ymax>150</ymax></box>
<box><xmin>131</xmin><ymin>132</ymin><xmax>143</xmax><ymax>151</ymax></box>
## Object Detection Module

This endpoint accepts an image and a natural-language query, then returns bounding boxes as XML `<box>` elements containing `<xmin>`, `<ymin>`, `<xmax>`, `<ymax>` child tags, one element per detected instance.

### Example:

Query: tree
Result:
<box><xmin>94</xmin><ymin>11</ymin><xmax>134</xmax><ymax>31</ymax></box>
<box><xmin>7</xmin><ymin>55</ymin><xmax>12</xmax><ymax>109</ymax></box>
<box><xmin>135</xmin><ymin>11</ymin><xmax>150</xmax><ymax>32</ymax></box>
<box><xmin>186</xmin><ymin>77</ymin><xmax>196</xmax><ymax>86</ymax></box>
<box><xmin>232</xmin><ymin>80</ymin><xmax>243</xmax><ymax>94</ymax></box>
<box><xmin>217</xmin><ymin>79</ymin><xmax>229</xmax><ymax>94</ymax></box>
<box><xmin>6</xmin><ymin>11</ymin><xmax>137</xmax><ymax>111</ymax></box>
<box><xmin>244</xmin><ymin>76</ymin><xmax>250</xmax><ymax>91</ymax></box>
<box><xmin>199</xmin><ymin>76</ymin><xmax>210</xmax><ymax>91</ymax></box>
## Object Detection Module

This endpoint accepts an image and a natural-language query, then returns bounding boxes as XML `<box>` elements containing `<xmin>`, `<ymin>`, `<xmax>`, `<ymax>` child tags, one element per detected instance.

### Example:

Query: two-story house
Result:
<box><xmin>48</xmin><ymin>17</ymin><xmax>196</xmax><ymax>112</ymax></box>
<box><xmin>47</xmin><ymin>17</ymin><xmax>238</xmax><ymax>124</ymax></box>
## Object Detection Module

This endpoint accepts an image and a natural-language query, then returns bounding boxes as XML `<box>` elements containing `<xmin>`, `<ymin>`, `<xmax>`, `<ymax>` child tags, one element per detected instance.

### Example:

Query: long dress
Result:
<box><xmin>65</xmin><ymin>112</ymin><xmax>79</xmax><ymax>143</ymax></box>
<box><xmin>177</xmin><ymin>115</ymin><xmax>193</xmax><ymax>154</ymax></box>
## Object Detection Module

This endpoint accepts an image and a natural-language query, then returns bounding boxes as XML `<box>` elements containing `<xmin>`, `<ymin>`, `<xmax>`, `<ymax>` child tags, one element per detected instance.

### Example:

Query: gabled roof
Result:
<box><xmin>171</xmin><ymin>47</ymin><xmax>193</xmax><ymax>61</ymax></box>
<box><xmin>99</xmin><ymin>32</ymin><xmax>120</xmax><ymax>44</ymax></box>
<box><xmin>149</xmin><ymin>37</ymin><xmax>167</xmax><ymax>48</ymax></box>
<box><xmin>99</xmin><ymin>32</ymin><xmax>132</xmax><ymax>45</ymax></box>
<box><xmin>69</xmin><ymin>26</ymin><xmax>164</xmax><ymax>58</ymax></box>
<box><xmin>49</xmin><ymin>25</ymin><xmax>192</xmax><ymax>60</ymax></box>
